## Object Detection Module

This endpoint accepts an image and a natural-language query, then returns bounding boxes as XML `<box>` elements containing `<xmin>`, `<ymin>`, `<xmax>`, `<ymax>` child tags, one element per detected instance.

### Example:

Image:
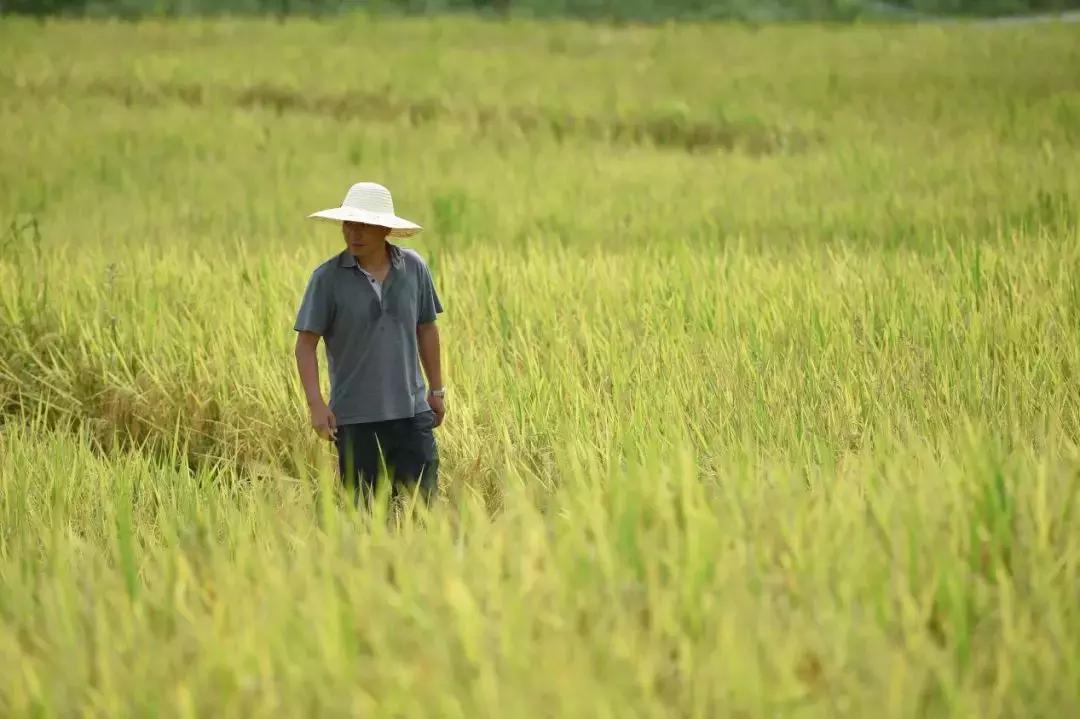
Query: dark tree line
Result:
<box><xmin>4</xmin><ymin>0</ymin><xmax>1079</xmax><ymax>20</ymax></box>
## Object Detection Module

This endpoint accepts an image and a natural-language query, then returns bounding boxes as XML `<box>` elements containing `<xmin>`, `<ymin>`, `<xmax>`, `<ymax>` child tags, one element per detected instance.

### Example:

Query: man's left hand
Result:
<box><xmin>428</xmin><ymin>393</ymin><xmax>446</xmax><ymax>428</ymax></box>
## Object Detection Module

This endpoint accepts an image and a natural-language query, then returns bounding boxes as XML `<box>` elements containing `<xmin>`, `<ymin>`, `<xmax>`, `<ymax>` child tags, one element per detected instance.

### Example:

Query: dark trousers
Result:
<box><xmin>335</xmin><ymin>409</ymin><xmax>439</xmax><ymax>506</ymax></box>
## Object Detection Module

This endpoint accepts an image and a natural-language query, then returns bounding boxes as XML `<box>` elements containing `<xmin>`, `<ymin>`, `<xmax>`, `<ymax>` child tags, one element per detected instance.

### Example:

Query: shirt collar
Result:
<box><xmin>338</xmin><ymin>243</ymin><xmax>404</xmax><ymax>270</ymax></box>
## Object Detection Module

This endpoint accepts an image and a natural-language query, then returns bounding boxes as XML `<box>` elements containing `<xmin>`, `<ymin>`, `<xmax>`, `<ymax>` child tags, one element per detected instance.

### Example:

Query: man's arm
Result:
<box><xmin>295</xmin><ymin>331</ymin><xmax>336</xmax><ymax>440</ymax></box>
<box><xmin>417</xmin><ymin>321</ymin><xmax>445</xmax><ymax>427</ymax></box>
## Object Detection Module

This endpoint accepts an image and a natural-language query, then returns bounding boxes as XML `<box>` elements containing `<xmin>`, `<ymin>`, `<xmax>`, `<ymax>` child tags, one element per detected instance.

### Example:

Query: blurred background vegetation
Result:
<box><xmin>4</xmin><ymin>0</ymin><xmax>1080</xmax><ymax>21</ymax></box>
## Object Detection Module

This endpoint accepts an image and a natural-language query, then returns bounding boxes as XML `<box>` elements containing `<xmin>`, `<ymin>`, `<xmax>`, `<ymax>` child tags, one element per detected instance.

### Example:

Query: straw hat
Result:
<box><xmin>308</xmin><ymin>182</ymin><xmax>422</xmax><ymax>238</ymax></box>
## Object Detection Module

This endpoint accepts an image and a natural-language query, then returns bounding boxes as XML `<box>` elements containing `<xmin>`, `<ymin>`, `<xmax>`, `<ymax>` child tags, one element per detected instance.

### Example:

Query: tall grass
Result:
<box><xmin>3</xmin><ymin>419</ymin><xmax>1078</xmax><ymax>716</ymax></box>
<box><xmin>1</xmin><ymin>16</ymin><xmax>1079</xmax><ymax>716</ymax></box>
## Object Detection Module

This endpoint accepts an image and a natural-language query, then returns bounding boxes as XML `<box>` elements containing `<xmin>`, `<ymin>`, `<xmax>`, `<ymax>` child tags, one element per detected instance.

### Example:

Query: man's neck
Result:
<box><xmin>352</xmin><ymin>242</ymin><xmax>391</xmax><ymax>270</ymax></box>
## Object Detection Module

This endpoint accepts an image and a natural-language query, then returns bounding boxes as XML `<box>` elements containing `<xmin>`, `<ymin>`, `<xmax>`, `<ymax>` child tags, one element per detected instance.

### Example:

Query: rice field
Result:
<box><xmin>1</xmin><ymin>14</ymin><xmax>1079</xmax><ymax>717</ymax></box>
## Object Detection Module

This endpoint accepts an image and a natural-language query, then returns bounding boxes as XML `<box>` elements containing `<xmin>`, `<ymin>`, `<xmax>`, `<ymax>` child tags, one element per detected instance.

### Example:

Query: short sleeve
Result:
<box><xmin>293</xmin><ymin>269</ymin><xmax>334</xmax><ymax>335</ymax></box>
<box><xmin>416</xmin><ymin>260</ymin><xmax>444</xmax><ymax>325</ymax></box>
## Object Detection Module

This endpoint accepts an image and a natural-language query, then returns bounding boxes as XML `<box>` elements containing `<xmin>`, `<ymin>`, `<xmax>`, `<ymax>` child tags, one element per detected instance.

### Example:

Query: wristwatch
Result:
<box><xmin>430</xmin><ymin>387</ymin><xmax>446</xmax><ymax>398</ymax></box>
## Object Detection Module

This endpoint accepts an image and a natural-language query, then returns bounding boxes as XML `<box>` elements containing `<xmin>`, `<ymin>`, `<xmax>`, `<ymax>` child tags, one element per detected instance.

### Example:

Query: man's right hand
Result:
<box><xmin>310</xmin><ymin>403</ymin><xmax>337</xmax><ymax>442</ymax></box>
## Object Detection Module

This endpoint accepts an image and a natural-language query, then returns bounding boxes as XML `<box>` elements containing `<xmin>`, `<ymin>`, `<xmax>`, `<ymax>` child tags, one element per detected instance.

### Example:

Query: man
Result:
<box><xmin>293</xmin><ymin>182</ymin><xmax>445</xmax><ymax>506</ymax></box>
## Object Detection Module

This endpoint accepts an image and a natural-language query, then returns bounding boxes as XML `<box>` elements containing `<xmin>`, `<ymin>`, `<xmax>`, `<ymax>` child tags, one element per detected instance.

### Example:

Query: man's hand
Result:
<box><xmin>310</xmin><ymin>402</ymin><xmax>337</xmax><ymax>441</ymax></box>
<box><xmin>428</xmin><ymin>393</ymin><xmax>446</xmax><ymax>428</ymax></box>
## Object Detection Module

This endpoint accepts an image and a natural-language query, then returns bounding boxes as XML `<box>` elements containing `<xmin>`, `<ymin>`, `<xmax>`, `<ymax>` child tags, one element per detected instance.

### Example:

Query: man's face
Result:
<box><xmin>342</xmin><ymin>221</ymin><xmax>391</xmax><ymax>252</ymax></box>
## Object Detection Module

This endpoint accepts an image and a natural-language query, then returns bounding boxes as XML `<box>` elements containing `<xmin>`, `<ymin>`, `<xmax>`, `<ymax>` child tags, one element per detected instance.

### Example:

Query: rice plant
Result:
<box><xmin>1</xmin><ymin>15</ymin><xmax>1078</xmax><ymax>717</ymax></box>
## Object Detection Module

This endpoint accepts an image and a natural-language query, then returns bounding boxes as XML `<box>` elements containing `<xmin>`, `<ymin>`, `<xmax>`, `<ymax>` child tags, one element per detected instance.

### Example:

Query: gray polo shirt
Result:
<box><xmin>294</xmin><ymin>244</ymin><xmax>444</xmax><ymax>424</ymax></box>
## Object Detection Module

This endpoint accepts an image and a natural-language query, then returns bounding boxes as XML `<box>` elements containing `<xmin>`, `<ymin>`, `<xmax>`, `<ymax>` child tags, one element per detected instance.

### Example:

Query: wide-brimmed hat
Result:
<box><xmin>308</xmin><ymin>182</ymin><xmax>422</xmax><ymax>238</ymax></box>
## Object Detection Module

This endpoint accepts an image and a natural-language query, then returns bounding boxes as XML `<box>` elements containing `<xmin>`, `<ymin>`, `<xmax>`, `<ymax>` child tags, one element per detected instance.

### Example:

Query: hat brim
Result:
<box><xmin>308</xmin><ymin>207</ymin><xmax>423</xmax><ymax>238</ymax></box>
